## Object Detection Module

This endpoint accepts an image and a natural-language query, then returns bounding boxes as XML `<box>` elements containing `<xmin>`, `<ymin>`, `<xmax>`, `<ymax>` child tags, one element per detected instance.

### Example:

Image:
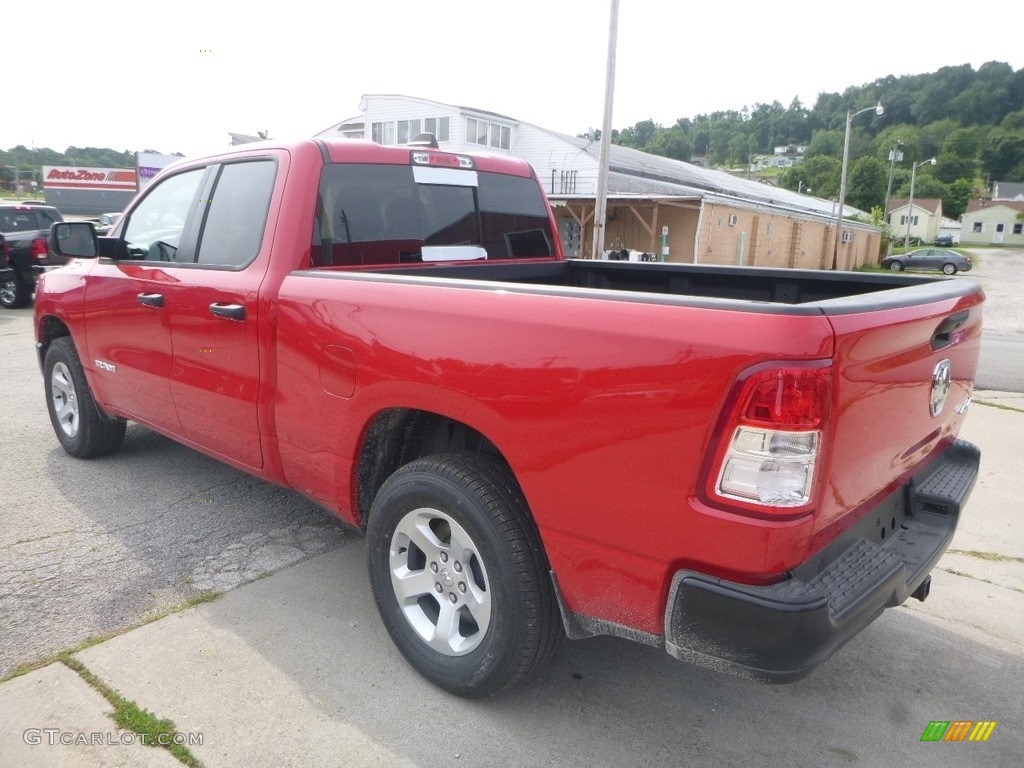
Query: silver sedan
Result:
<box><xmin>882</xmin><ymin>248</ymin><xmax>973</xmax><ymax>275</ymax></box>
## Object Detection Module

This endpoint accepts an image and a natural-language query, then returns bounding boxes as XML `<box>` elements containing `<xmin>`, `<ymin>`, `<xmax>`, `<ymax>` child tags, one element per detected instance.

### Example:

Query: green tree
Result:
<box><xmin>648</xmin><ymin>127</ymin><xmax>693</xmax><ymax>162</ymax></box>
<box><xmin>875</xmin><ymin>124</ymin><xmax>919</xmax><ymax>164</ymax></box>
<box><xmin>942</xmin><ymin>127</ymin><xmax>982</xmax><ymax>159</ymax></box>
<box><xmin>911</xmin><ymin>176</ymin><xmax>950</xmax><ymax>201</ymax></box>
<box><xmin>912</xmin><ymin>64</ymin><xmax>976</xmax><ymax>124</ymax></box>
<box><xmin>1002</xmin><ymin>111</ymin><xmax>1024</xmax><ymax>130</ymax></box>
<box><xmin>919</xmin><ymin>119</ymin><xmax>961</xmax><ymax>160</ymax></box>
<box><xmin>981</xmin><ymin>129</ymin><xmax>1024</xmax><ymax>180</ymax></box>
<box><xmin>781</xmin><ymin>155</ymin><xmax>841</xmax><ymax>198</ymax></box>
<box><xmin>943</xmin><ymin>179</ymin><xmax>974</xmax><ymax>220</ymax></box>
<box><xmin>806</xmin><ymin>129</ymin><xmax>844</xmax><ymax>159</ymax></box>
<box><xmin>934</xmin><ymin>154</ymin><xmax>974</xmax><ymax>184</ymax></box>
<box><xmin>615</xmin><ymin>119</ymin><xmax>659</xmax><ymax>150</ymax></box>
<box><xmin>847</xmin><ymin>157</ymin><xmax>887</xmax><ymax>212</ymax></box>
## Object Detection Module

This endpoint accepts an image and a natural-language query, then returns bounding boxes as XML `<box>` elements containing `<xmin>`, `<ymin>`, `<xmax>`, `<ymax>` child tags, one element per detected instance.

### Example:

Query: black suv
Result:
<box><xmin>0</xmin><ymin>203</ymin><xmax>65</xmax><ymax>308</ymax></box>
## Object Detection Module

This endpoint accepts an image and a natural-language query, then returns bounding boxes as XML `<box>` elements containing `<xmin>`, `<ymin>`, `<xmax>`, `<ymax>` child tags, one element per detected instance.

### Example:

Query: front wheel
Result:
<box><xmin>889</xmin><ymin>261</ymin><xmax>904</xmax><ymax>272</ymax></box>
<box><xmin>366</xmin><ymin>452</ymin><xmax>563</xmax><ymax>697</ymax></box>
<box><xmin>942</xmin><ymin>263</ymin><xmax>957</xmax><ymax>275</ymax></box>
<box><xmin>0</xmin><ymin>272</ymin><xmax>32</xmax><ymax>309</ymax></box>
<box><xmin>44</xmin><ymin>337</ymin><xmax>127</xmax><ymax>458</ymax></box>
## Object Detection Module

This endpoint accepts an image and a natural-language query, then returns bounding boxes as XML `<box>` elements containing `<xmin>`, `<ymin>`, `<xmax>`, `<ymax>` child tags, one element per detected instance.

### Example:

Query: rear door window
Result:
<box><xmin>195</xmin><ymin>160</ymin><xmax>277</xmax><ymax>268</ymax></box>
<box><xmin>313</xmin><ymin>163</ymin><xmax>553</xmax><ymax>267</ymax></box>
<box><xmin>0</xmin><ymin>211</ymin><xmax>38</xmax><ymax>232</ymax></box>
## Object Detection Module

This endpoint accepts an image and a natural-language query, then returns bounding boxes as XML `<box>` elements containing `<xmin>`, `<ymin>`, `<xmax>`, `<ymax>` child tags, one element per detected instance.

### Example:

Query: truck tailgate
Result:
<box><xmin>816</xmin><ymin>286</ymin><xmax>983</xmax><ymax>541</ymax></box>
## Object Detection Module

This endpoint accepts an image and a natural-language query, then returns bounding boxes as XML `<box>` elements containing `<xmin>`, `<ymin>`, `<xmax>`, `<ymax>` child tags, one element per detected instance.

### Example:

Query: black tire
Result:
<box><xmin>366</xmin><ymin>452</ymin><xmax>563</xmax><ymax>697</ymax></box>
<box><xmin>0</xmin><ymin>272</ymin><xmax>32</xmax><ymax>309</ymax></box>
<box><xmin>942</xmin><ymin>263</ymin><xmax>957</xmax><ymax>275</ymax></box>
<box><xmin>889</xmin><ymin>261</ymin><xmax>904</xmax><ymax>272</ymax></box>
<box><xmin>44</xmin><ymin>337</ymin><xmax>127</xmax><ymax>458</ymax></box>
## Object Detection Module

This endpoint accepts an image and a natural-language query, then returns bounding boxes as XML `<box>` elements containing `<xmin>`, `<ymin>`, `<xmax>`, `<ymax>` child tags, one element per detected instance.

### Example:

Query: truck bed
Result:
<box><xmin>309</xmin><ymin>259</ymin><xmax>974</xmax><ymax>314</ymax></box>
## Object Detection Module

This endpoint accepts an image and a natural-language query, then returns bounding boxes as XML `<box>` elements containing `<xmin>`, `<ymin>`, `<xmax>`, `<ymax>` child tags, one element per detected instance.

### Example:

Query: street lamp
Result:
<box><xmin>832</xmin><ymin>101</ymin><xmax>884</xmax><ymax>269</ymax></box>
<box><xmin>904</xmin><ymin>157</ymin><xmax>937</xmax><ymax>248</ymax></box>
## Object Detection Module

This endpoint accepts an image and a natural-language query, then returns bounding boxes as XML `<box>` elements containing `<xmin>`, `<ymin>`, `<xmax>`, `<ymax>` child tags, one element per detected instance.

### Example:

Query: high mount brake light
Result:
<box><xmin>410</xmin><ymin>151</ymin><xmax>474</xmax><ymax>169</ymax></box>
<box><xmin>706</xmin><ymin>365</ymin><xmax>831</xmax><ymax>514</ymax></box>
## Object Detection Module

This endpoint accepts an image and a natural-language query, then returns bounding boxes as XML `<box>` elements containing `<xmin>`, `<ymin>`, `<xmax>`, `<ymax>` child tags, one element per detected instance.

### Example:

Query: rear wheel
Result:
<box><xmin>942</xmin><ymin>263</ymin><xmax>957</xmax><ymax>275</ymax></box>
<box><xmin>889</xmin><ymin>261</ymin><xmax>904</xmax><ymax>272</ymax></box>
<box><xmin>44</xmin><ymin>337</ymin><xmax>127</xmax><ymax>458</ymax></box>
<box><xmin>0</xmin><ymin>272</ymin><xmax>32</xmax><ymax>309</ymax></box>
<box><xmin>366</xmin><ymin>452</ymin><xmax>562</xmax><ymax>697</ymax></box>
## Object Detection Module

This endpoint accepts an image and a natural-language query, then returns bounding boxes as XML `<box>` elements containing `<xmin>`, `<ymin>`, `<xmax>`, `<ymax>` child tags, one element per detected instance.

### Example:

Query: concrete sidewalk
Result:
<box><xmin>1</xmin><ymin>391</ymin><xmax>1022</xmax><ymax>768</ymax></box>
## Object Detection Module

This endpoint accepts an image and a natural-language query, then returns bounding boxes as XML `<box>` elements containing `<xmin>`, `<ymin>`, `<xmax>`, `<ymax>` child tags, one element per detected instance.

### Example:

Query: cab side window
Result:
<box><xmin>195</xmin><ymin>160</ymin><xmax>277</xmax><ymax>268</ymax></box>
<box><xmin>123</xmin><ymin>169</ymin><xmax>206</xmax><ymax>262</ymax></box>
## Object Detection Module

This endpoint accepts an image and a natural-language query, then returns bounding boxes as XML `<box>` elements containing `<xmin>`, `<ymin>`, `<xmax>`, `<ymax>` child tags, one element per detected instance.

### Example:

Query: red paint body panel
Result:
<box><xmin>812</xmin><ymin>293</ymin><xmax>983</xmax><ymax>546</ymax></box>
<box><xmin>33</xmin><ymin>137</ymin><xmax>985</xmax><ymax>639</ymax></box>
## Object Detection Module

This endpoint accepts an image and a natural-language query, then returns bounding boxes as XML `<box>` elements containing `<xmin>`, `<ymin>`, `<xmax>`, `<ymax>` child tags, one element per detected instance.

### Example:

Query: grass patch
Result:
<box><xmin>61</xmin><ymin>656</ymin><xmax>204</xmax><ymax>767</ymax></box>
<box><xmin>14</xmin><ymin>533</ymin><xmax>60</xmax><ymax>545</ymax></box>
<box><xmin>940</xmin><ymin>567</ymin><xmax>1024</xmax><ymax>594</ymax></box>
<box><xmin>1</xmin><ymin>591</ymin><xmax>219</xmax><ymax>684</ymax></box>
<box><xmin>974</xmin><ymin>398</ymin><xmax>1024</xmax><ymax>415</ymax></box>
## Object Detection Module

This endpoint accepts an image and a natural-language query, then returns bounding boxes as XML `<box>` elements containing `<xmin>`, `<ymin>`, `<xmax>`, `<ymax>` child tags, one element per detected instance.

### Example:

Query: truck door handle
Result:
<box><xmin>137</xmin><ymin>292</ymin><xmax>164</xmax><ymax>308</ymax></box>
<box><xmin>210</xmin><ymin>302</ymin><xmax>245</xmax><ymax>321</ymax></box>
<box><xmin>931</xmin><ymin>310</ymin><xmax>969</xmax><ymax>351</ymax></box>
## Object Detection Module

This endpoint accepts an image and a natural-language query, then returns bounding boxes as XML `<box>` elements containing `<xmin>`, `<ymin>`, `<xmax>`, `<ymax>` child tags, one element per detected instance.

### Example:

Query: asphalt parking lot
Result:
<box><xmin>1</xmin><ymin>252</ymin><xmax>1022</xmax><ymax>767</ymax></box>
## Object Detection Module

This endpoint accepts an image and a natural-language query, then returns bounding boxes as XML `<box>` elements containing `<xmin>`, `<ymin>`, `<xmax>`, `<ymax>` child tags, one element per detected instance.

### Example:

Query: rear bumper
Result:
<box><xmin>0</xmin><ymin>264</ymin><xmax>47</xmax><ymax>282</ymax></box>
<box><xmin>663</xmin><ymin>439</ymin><xmax>980</xmax><ymax>683</ymax></box>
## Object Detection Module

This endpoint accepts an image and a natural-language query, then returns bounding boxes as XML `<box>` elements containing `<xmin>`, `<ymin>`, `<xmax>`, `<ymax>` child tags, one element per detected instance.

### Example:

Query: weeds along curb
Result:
<box><xmin>974</xmin><ymin>398</ymin><xmax>1024</xmax><ymax>415</ymax></box>
<box><xmin>60</xmin><ymin>656</ymin><xmax>204</xmax><ymax>768</ymax></box>
<box><xmin>1</xmin><ymin>591</ymin><xmax>219</xmax><ymax>765</ymax></box>
<box><xmin>1</xmin><ymin>591</ymin><xmax>219</xmax><ymax>684</ymax></box>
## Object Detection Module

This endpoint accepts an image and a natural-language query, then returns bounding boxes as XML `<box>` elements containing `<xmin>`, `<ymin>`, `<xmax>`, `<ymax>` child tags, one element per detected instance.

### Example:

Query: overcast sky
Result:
<box><xmin>5</xmin><ymin>0</ymin><xmax>1020</xmax><ymax>159</ymax></box>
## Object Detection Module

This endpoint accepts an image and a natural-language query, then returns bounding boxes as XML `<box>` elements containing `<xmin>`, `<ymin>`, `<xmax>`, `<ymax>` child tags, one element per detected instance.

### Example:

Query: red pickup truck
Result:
<box><xmin>36</xmin><ymin>137</ymin><xmax>983</xmax><ymax>697</ymax></box>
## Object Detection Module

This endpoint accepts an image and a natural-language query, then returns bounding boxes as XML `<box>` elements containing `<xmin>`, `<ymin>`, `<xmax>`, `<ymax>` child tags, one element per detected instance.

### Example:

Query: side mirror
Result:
<box><xmin>49</xmin><ymin>222</ymin><xmax>99</xmax><ymax>259</ymax></box>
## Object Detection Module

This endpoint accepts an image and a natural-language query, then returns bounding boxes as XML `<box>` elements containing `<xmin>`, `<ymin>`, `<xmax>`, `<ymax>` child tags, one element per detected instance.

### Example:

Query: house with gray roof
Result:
<box><xmin>992</xmin><ymin>181</ymin><xmax>1024</xmax><ymax>201</ymax></box>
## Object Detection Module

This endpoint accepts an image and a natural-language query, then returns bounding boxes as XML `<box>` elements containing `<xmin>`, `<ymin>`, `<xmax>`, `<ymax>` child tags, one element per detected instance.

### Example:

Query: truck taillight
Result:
<box><xmin>705</xmin><ymin>364</ymin><xmax>831</xmax><ymax>515</ymax></box>
<box><xmin>31</xmin><ymin>237</ymin><xmax>48</xmax><ymax>261</ymax></box>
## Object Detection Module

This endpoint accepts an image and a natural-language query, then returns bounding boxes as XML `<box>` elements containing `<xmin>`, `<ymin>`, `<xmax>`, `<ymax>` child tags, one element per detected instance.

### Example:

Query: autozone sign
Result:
<box><xmin>42</xmin><ymin>166</ymin><xmax>137</xmax><ymax>190</ymax></box>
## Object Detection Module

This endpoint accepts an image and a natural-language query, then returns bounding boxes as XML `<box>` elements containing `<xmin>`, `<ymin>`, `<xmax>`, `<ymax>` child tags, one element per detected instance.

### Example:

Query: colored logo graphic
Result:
<box><xmin>920</xmin><ymin>721</ymin><xmax>997</xmax><ymax>742</ymax></box>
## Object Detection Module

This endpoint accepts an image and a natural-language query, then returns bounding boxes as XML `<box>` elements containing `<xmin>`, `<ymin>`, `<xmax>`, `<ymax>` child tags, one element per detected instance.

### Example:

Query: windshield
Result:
<box><xmin>312</xmin><ymin>163</ymin><xmax>554</xmax><ymax>267</ymax></box>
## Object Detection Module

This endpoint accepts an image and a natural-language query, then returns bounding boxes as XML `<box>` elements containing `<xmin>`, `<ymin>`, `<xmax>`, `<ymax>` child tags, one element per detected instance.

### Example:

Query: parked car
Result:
<box><xmin>934</xmin><ymin>233</ymin><xmax>955</xmax><ymax>246</ymax></box>
<box><xmin>94</xmin><ymin>211</ymin><xmax>123</xmax><ymax>236</ymax></box>
<box><xmin>0</xmin><ymin>202</ymin><xmax>67</xmax><ymax>308</ymax></box>
<box><xmin>882</xmin><ymin>248</ymin><xmax>972</xmax><ymax>275</ymax></box>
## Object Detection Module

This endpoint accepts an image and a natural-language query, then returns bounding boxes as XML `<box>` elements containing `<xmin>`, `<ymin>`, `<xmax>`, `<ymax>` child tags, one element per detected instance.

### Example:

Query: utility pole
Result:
<box><xmin>883</xmin><ymin>140</ymin><xmax>903</xmax><ymax>222</ymax></box>
<box><xmin>591</xmin><ymin>0</ymin><xmax>619</xmax><ymax>260</ymax></box>
<box><xmin>904</xmin><ymin>158</ymin><xmax>936</xmax><ymax>248</ymax></box>
<box><xmin>832</xmin><ymin>102</ymin><xmax>883</xmax><ymax>269</ymax></box>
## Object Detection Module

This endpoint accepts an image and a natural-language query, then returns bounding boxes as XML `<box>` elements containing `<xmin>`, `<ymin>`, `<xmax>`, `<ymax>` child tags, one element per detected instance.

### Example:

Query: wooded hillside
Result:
<box><xmin>608</xmin><ymin>61</ymin><xmax>1024</xmax><ymax>219</ymax></box>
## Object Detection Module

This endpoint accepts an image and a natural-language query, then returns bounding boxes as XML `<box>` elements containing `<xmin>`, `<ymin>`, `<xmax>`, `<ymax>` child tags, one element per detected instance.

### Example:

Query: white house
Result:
<box><xmin>887</xmin><ymin>198</ymin><xmax>942</xmax><ymax>243</ymax></box>
<box><xmin>960</xmin><ymin>199</ymin><xmax>1024</xmax><ymax>245</ymax></box>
